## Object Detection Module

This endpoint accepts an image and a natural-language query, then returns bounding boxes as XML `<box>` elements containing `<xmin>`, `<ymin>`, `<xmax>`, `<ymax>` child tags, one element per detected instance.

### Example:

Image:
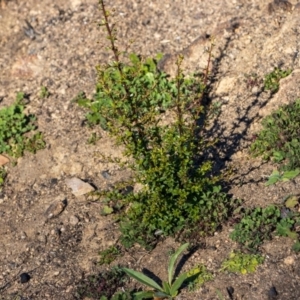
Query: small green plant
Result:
<box><xmin>0</xmin><ymin>167</ymin><xmax>7</xmax><ymax>188</ymax></box>
<box><xmin>77</xmin><ymin>0</ymin><xmax>236</xmax><ymax>249</ymax></box>
<box><xmin>123</xmin><ymin>243</ymin><xmax>196</xmax><ymax>299</ymax></box>
<box><xmin>186</xmin><ymin>264</ymin><xmax>213</xmax><ymax>291</ymax></box>
<box><xmin>230</xmin><ymin>205</ymin><xmax>281</xmax><ymax>251</ymax></box>
<box><xmin>40</xmin><ymin>86</ymin><xmax>50</xmax><ymax>98</ymax></box>
<box><xmin>251</xmin><ymin>99</ymin><xmax>300</xmax><ymax>176</ymax></box>
<box><xmin>76</xmin><ymin>266</ymin><xmax>129</xmax><ymax>299</ymax></box>
<box><xmin>231</xmin><ymin>202</ymin><xmax>300</xmax><ymax>252</ymax></box>
<box><xmin>265</xmin><ymin>169</ymin><xmax>300</xmax><ymax>186</ymax></box>
<box><xmin>221</xmin><ymin>251</ymin><xmax>264</xmax><ymax>274</ymax></box>
<box><xmin>0</xmin><ymin>94</ymin><xmax>45</xmax><ymax>159</ymax></box>
<box><xmin>99</xmin><ymin>245</ymin><xmax>121</xmax><ymax>265</ymax></box>
<box><xmin>264</xmin><ymin>67</ymin><xmax>291</xmax><ymax>93</ymax></box>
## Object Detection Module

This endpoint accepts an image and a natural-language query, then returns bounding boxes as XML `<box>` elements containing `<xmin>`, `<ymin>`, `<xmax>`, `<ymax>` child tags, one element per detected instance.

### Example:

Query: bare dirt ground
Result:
<box><xmin>1</xmin><ymin>0</ymin><xmax>300</xmax><ymax>299</ymax></box>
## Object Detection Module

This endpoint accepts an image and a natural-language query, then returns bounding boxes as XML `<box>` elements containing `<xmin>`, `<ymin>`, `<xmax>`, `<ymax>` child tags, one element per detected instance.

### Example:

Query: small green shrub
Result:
<box><xmin>0</xmin><ymin>93</ymin><xmax>45</xmax><ymax>159</ymax></box>
<box><xmin>186</xmin><ymin>264</ymin><xmax>213</xmax><ymax>291</ymax></box>
<box><xmin>221</xmin><ymin>251</ymin><xmax>264</xmax><ymax>274</ymax></box>
<box><xmin>231</xmin><ymin>202</ymin><xmax>300</xmax><ymax>252</ymax></box>
<box><xmin>230</xmin><ymin>205</ymin><xmax>281</xmax><ymax>251</ymax></box>
<box><xmin>251</xmin><ymin>99</ymin><xmax>300</xmax><ymax>173</ymax></box>
<box><xmin>99</xmin><ymin>245</ymin><xmax>121</xmax><ymax>265</ymax></box>
<box><xmin>0</xmin><ymin>167</ymin><xmax>7</xmax><ymax>188</ymax></box>
<box><xmin>264</xmin><ymin>67</ymin><xmax>291</xmax><ymax>93</ymax></box>
<box><xmin>77</xmin><ymin>0</ymin><xmax>236</xmax><ymax>249</ymax></box>
<box><xmin>40</xmin><ymin>86</ymin><xmax>50</xmax><ymax>99</ymax></box>
<box><xmin>123</xmin><ymin>243</ymin><xmax>195</xmax><ymax>299</ymax></box>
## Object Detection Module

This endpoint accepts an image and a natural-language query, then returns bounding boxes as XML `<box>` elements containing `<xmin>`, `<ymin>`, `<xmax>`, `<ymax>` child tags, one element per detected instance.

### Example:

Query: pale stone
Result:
<box><xmin>65</xmin><ymin>177</ymin><xmax>95</xmax><ymax>197</ymax></box>
<box><xmin>215</xmin><ymin>77</ymin><xmax>236</xmax><ymax>95</ymax></box>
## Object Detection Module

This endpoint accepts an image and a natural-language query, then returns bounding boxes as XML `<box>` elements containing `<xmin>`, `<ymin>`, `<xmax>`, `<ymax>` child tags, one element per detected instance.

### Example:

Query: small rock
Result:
<box><xmin>69</xmin><ymin>215</ymin><xmax>79</xmax><ymax>225</ymax></box>
<box><xmin>227</xmin><ymin>286</ymin><xmax>234</xmax><ymax>299</ymax></box>
<box><xmin>101</xmin><ymin>170</ymin><xmax>110</xmax><ymax>179</ymax></box>
<box><xmin>284</xmin><ymin>255</ymin><xmax>295</xmax><ymax>266</ymax></box>
<box><xmin>20</xmin><ymin>232</ymin><xmax>27</xmax><ymax>240</ymax></box>
<box><xmin>0</xmin><ymin>154</ymin><xmax>9</xmax><ymax>166</ymax></box>
<box><xmin>37</xmin><ymin>234</ymin><xmax>47</xmax><ymax>243</ymax></box>
<box><xmin>268</xmin><ymin>286</ymin><xmax>278</xmax><ymax>299</ymax></box>
<box><xmin>44</xmin><ymin>199</ymin><xmax>67</xmax><ymax>219</ymax></box>
<box><xmin>20</xmin><ymin>272</ymin><xmax>30</xmax><ymax>283</ymax></box>
<box><xmin>65</xmin><ymin>177</ymin><xmax>95</xmax><ymax>197</ymax></box>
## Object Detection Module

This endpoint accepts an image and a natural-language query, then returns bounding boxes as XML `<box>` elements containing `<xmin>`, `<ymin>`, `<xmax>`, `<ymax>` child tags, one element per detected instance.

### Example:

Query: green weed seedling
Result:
<box><xmin>40</xmin><ymin>86</ymin><xmax>50</xmax><ymax>99</ymax></box>
<box><xmin>221</xmin><ymin>251</ymin><xmax>264</xmax><ymax>274</ymax></box>
<box><xmin>230</xmin><ymin>205</ymin><xmax>281</xmax><ymax>251</ymax></box>
<box><xmin>0</xmin><ymin>167</ymin><xmax>7</xmax><ymax>188</ymax></box>
<box><xmin>264</xmin><ymin>67</ymin><xmax>291</xmax><ymax>93</ymax></box>
<box><xmin>0</xmin><ymin>93</ymin><xmax>45</xmax><ymax>160</ymax></box>
<box><xmin>99</xmin><ymin>245</ymin><xmax>121</xmax><ymax>265</ymax></box>
<box><xmin>231</xmin><ymin>202</ymin><xmax>300</xmax><ymax>252</ymax></box>
<box><xmin>77</xmin><ymin>0</ymin><xmax>237</xmax><ymax>249</ymax></box>
<box><xmin>123</xmin><ymin>243</ymin><xmax>198</xmax><ymax>299</ymax></box>
<box><xmin>251</xmin><ymin>99</ymin><xmax>300</xmax><ymax>183</ymax></box>
<box><xmin>186</xmin><ymin>264</ymin><xmax>213</xmax><ymax>291</ymax></box>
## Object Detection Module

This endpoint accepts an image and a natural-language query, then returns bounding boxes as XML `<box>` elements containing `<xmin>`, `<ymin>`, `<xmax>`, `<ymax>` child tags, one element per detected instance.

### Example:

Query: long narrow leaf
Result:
<box><xmin>154</xmin><ymin>291</ymin><xmax>170</xmax><ymax>298</ymax></box>
<box><xmin>168</xmin><ymin>243</ymin><xmax>189</xmax><ymax>285</ymax></box>
<box><xmin>123</xmin><ymin>267</ymin><xmax>163</xmax><ymax>292</ymax></box>
<box><xmin>162</xmin><ymin>281</ymin><xmax>171</xmax><ymax>295</ymax></box>
<box><xmin>134</xmin><ymin>290</ymin><xmax>154</xmax><ymax>300</ymax></box>
<box><xmin>170</xmin><ymin>271</ymin><xmax>188</xmax><ymax>296</ymax></box>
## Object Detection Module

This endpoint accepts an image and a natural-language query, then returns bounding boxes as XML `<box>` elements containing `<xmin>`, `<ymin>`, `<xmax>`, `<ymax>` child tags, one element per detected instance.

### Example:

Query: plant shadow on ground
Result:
<box><xmin>177</xmin><ymin>33</ymin><xmax>272</xmax><ymax>190</ymax></box>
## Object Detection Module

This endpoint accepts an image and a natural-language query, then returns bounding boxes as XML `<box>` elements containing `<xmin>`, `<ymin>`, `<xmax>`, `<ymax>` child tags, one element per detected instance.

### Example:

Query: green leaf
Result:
<box><xmin>281</xmin><ymin>169</ymin><xmax>300</xmax><ymax>181</ymax></box>
<box><xmin>285</xmin><ymin>195</ymin><xmax>299</xmax><ymax>208</ymax></box>
<box><xmin>101</xmin><ymin>205</ymin><xmax>114</xmax><ymax>215</ymax></box>
<box><xmin>154</xmin><ymin>291</ymin><xmax>169</xmax><ymax>298</ymax></box>
<box><xmin>170</xmin><ymin>271</ymin><xmax>189</xmax><ymax>296</ymax></box>
<box><xmin>122</xmin><ymin>268</ymin><xmax>163</xmax><ymax>292</ymax></box>
<box><xmin>265</xmin><ymin>170</ymin><xmax>281</xmax><ymax>186</ymax></box>
<box><xmin>133</xmin><ymin>291</ymin><xmax>154</xmax><ymax>300</ymax></box>
<box><xmin>292</xmin><ymin>241</ymin><xmax>300</xmax><ymax>252</ymax></box>
<box><xmin>162</xmin><ymin>281</ymin><xmax>171</xmax><ymax>295</ymax></box>
<box><xmin>168</xmin><ymin>243</ymin><xmax>189</xmax><ymax>285</ymax></box>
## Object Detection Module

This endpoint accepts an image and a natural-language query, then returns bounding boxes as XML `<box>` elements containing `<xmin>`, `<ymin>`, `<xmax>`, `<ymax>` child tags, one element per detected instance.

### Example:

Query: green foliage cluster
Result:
<box><xmin>99</xmin><ymin>245</ymin><xmax>121</xmax><ymax>265</ymax></box>
<box><xmin>123</xmin><ymin>243</ymin><xmax>195</xmax><ymax>299</ymax></box>
<box><xmin>264</xmin><ymin>67</ymin><xmax>291</xmax><ymax>93</ymax></box>
<box><xmin>76</xmin><ymin>266</ymin><xmax>131</xmax><ymax>300</ymax></box>
<box><xmin>0</xmin><ymin>93</ymin><xmax>45</xmax><ymax>159</ymax></box>
<box><xmin>40</xmin><ymin>86</ymin><xmax>50</xmax><ymax>99</ymax></box>
<box><xmin>251</xmin><ymin>99</ymin><xmax>300</xmax><ymax>174</ymax></box>
<box><xmin>186</xmin><ymin>264</ymin><xmax>213</xmax><ymax>291</ymax></box>
<box><xmin>77</xmin><ymin>0</ymin><xmax>236</xmax><ymax>249</ymax></box>
<box><xmin>221</xmin><ymin>251</ymin><xmax>264</xmax><ymax>274</ymax></box>
<box><xmin>0</xmin><ymin>167</ymin><xmax>7</xmax><ymax>188</ymax></box>
<box><xmin>230</xmin><ymin>203</ymin><xmax>300</xmax><ymax>252</ymax></box>
<box><xmin>230</xmin><ymin>205</ymin><xmax>281</xmax><ymax>251</ymax></box>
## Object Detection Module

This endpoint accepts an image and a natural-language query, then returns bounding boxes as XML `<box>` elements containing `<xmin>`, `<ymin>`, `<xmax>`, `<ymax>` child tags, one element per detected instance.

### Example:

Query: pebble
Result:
<box><xmin>69</xmin><ymin>215</ymin><xmax>79</xmax><ymax>225</ymax></box>
<box><xmin>20</xmin><ymin>272</ymin><xmax>30</xmax><ymax>283</ymax></box>
<box><xmin>44</xmin><ymin>199</ymin><xmax>67</xmax><ymax>219</ymax></box>
<box><xmin>20</xmin><ymin>231</ymin><xmax>27</xmax><ymax>240</ymax></box>
<box><xmin>284</xmin><ymin>256</ymin><xmax>295</xmax><ymax>266</ymax></box>
<box><xmin>65</xmin><ymin>177</ymin><xmax>95</xmax><ymax>197</ymax></box>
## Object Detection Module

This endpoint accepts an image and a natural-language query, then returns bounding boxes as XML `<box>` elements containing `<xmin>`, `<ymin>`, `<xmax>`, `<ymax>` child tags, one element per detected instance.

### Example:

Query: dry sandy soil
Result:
<box><xmin>1</xmin><ymin>0</ymin><xmax>300</xmax><ymax>299</ymax></box>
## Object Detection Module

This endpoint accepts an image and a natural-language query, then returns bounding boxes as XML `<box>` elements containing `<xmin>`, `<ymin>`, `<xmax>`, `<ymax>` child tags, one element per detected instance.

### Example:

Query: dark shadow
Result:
<box><xmin>141</xmin><ymin>268</ymin><xmax>162</xmax><ymax>287</ymax></box>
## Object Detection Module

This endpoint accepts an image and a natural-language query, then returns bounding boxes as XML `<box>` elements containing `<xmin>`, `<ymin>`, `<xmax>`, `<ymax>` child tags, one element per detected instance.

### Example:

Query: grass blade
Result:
<box><xmin>168</xmin><ymin>243</ymin><xmax>189</xmax><ymax>285</ymax></box>
<box><xmin>170</xmin><ymin>271</ymin><xmax>188</xmax><ymax>296</ymax></box>
<box><xmin>123</xmin><ymin>267</ymin><xmax>163</xmax><ymax>292</ymax></box>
